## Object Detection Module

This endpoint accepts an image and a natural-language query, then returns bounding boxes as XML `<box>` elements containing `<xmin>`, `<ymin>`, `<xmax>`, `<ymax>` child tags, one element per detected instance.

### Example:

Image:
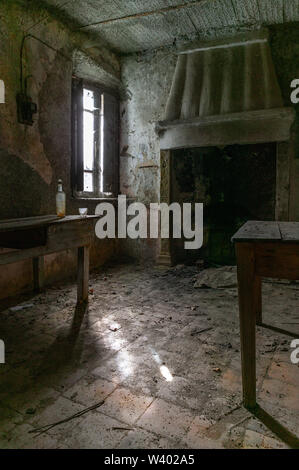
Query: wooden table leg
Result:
<box><xmin>254</xmin><ymin>276</ymin><xmax>262</xmax><ymax>325</ymax></box>
<box><xmin>77</xmin><ymin>245</ymin><xmax>89</xmax><ymax>304</ymax></box>
<box><xmin>33</xmin><ymin>256</ymin><xmax>44</xmax><ymax>292</ymax></box>
<box><xmin>236</xmin><ymin>242</ymin><xmax>257</xmax><ymax>409</ymax></box>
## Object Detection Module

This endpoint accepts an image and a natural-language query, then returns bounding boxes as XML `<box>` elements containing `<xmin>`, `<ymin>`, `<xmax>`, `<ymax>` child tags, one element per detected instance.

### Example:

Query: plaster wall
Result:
<box><xmin>0</xmin><ymin>2</ymin><xmax>120</xmax><ymax>299</ymax></box>
<box><xmin>120</xmin><ymin>23</ymin><xmax>299</xmax><ymax>262</ymax></box>
<box><xmin>120</xmin><ymin>48</ymin><xmax>176</xmax><ymax>261</ymax></box>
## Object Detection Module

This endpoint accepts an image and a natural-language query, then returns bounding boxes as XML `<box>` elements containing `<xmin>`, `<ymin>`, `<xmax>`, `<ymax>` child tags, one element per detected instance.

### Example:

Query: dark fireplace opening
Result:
<box><xmin>172</xmin><ymin>142</ymin><xmax>277</xmax><ymax>265</ymax></box>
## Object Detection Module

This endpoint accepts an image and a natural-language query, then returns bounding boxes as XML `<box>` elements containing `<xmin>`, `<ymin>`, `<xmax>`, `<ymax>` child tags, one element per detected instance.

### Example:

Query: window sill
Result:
<box><xmin>72</xmin><ymin>195</ymin><xmax>137</xmax><ymax>202</ymax></box>
<box><xmin>72</xmin><ymin>196</ymin><xmax>118</xmax><ymax>202</ymax></box>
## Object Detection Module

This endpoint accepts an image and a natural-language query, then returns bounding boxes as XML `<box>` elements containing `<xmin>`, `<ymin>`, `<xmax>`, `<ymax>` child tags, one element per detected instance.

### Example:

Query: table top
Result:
<box><xmin>0</xmin><ymin>215</ymin><xmax>100</xmax><ymax>233</ymax></box>
<box><xmin>232</xmin><ymin>221</ymin><xmax>299</xmax><ymax>243</ymax></box>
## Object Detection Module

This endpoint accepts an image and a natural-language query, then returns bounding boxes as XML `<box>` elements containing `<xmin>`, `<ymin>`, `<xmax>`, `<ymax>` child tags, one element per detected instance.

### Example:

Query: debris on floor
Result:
<box><xmin>194</xmin><ymin>266</ymin><xmax>237</xmax><ymax>289</ymax></box>
<box><xmin>0</xmin><ymin>263</ymin><xmax>298</xmax><ymax>449</ymax></box>
<box><xmin>9</xmin><ymin>304</ymin><xmax>34</xmax><ymax>312</ymax></box>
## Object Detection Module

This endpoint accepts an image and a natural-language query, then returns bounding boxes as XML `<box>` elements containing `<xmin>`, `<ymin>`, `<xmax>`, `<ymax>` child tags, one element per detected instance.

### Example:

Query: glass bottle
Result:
<box><xmin>56</xmin><ymin>179</ymin><xmax>66</xmax><ymax>218</ymax></box>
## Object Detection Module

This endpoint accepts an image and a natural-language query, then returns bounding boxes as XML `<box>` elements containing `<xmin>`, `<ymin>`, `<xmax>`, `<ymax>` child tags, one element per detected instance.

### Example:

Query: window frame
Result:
<box><xmin>71</xmin><ymin>78</ymin><xmax>120</xmax><ymax>200</ymax></box>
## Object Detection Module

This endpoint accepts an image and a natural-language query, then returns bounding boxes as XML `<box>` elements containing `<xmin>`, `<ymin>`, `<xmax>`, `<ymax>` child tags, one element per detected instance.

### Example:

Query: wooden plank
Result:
<box><xmin>0</xmin><ymin>215</ymin><xmax>100</xmax><ymax>233</ymax></box>
<box><xmin>235</xmin><ymin>242</ymin><xmax>257</xmax><ymax>409</ymax></box>
<box><xmin>47</xmin><ymin>218</ymin><xmax>92</xmax><ymax>245</ymax></box>
<box><xmin>0</xmin><ymin>215</ymin><xmax>59</xmax><ymax>232</ymax></box>
<box><xmin>254</xmin><ymin>276</ymin><xmax>262</xmax><ymax>325</ymax></box>
<box><xmin>276</xmin><ymin>142</ymin><xmax>291</xmax><ymax>221</ymax></box>
<box><xmin>278</xmin><ymin>222</ymin><xmax>299</xmax><ymax>242</ymax></box>
<box><xmin>77</xmin><ymin>245</ymin><xmax>89</xmax><ymax>303</ymax></box>
<box><xmin>45</xmin><ymin>215</ymin><xmax>100</xmax><ymax>225</ymax></box>
<box><xmin>0</xmin><ymin>236</ymin><xmax>91</xmax><ymax>266</ymax></box>
<box><xmin>71</xmin><ymin>78</ymin><xmax>84</xmax><ymax>192</ymax></box>
<box><xmin>255</xmin><ymin>242</ymin><xmax>299</xmax><ymax>280</ymax></box>
<box><xmin>232</xmin><ymin>221</ymin><xmax>281</xmax><ymax>242</ymax></box>
<box><xmin>103</xmin><ymin>92</ymin><xmax>119</xmax><ymax>194</ymax></box>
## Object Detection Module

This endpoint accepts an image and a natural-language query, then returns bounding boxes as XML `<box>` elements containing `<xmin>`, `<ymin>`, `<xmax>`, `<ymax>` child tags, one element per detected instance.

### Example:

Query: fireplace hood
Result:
<box><xmin>156</xmin><ymin>29</ymin><xmax>295</xmax><ymax>150</ymax></box>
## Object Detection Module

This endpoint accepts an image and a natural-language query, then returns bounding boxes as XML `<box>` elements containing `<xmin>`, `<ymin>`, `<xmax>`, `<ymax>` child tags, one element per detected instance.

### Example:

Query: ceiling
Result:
<box><xmin>43</xmin><ymin>0</ymin><xmax>299</xmax><ymax>54</ymax></box>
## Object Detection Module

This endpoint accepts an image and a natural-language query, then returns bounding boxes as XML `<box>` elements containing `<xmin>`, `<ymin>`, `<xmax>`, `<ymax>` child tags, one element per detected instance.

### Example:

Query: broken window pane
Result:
<box><xmin>73</xmin><ymin>84</ymin><xmax>118</xmax><ymax>197</ymax></box>
<box><xmin>83</xmin><ymin>88</ymin><xmax>94</xmax><ymax>111</ymax></box>
<box><xmin>83</xmin><ymin>111</ymin><xmax>94</xmax><ymax>171</ymax></box>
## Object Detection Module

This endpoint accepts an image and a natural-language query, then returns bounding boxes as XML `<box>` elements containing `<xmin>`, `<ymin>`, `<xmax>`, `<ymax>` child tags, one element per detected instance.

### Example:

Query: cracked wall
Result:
<box><xmin>120</xmin><ymin>23</ymin><xmax>299</xmax><ymax>262</ymax></box>
<box><xmin>0</xmin><ymin>2</ymin><xmax>120</xmax><ymax>299</ymax></box>
<box><xmin>119</xmin><ymin>48</ymin><xmax>177</xmax><ymax>261</ymax></box>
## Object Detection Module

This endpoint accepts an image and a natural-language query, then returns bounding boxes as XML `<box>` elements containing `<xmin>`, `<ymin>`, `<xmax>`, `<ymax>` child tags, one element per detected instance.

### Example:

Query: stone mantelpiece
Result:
<box><xmin>156</xmin><ymin>107</ymin><xmax>295</xmax><ymax>150</ymax></box>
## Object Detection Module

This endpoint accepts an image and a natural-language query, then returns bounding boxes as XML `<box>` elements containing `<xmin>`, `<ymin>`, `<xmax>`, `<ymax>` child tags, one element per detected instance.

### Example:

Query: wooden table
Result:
<box><xmin>232</xmin><ymin>221</ymin><xmax>299</xmax><ymax>409</ymax></box>
<box><xmin>0</xmin><ymin>215</ymin><xmax>100</xmax><ymax>304</ymax></box>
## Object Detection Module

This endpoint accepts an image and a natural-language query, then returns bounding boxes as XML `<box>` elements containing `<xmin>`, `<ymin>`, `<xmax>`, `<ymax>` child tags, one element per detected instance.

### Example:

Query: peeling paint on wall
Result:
<box><xmin>120</xmin><ymin>48</ymin><xmax>177</xmax><ymax>205</ymax></box>
<box><xmin>0</xmin><ymin>1</ymin><xmax>121</xmax><ymax>298</ymax></box>
<box><xmin>120</xmin><ymin>23</ymin><xmax>299</xmax><ymax>261</ymax></box>
<box><xmin>0</xmin><ymin>5</ymin><xmax>71</xmax><ymax>184</ymax></box>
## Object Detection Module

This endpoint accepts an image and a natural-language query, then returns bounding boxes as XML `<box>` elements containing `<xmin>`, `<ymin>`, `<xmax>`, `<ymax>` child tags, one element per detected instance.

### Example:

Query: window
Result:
<box><xmin>72</xmin><ymin>79</ymin><xmax>119</xmax><ymax>198</ymax></box>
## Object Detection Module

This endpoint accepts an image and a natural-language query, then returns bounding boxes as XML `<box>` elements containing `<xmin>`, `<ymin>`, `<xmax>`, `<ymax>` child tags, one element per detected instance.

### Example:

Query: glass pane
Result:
<box><xmin>83</xmin><ymin>88</ymin><xmax>94</xmax><ymax>111</ymax></box>
<box><xmin>83</xmin><ymin>111</ymin><xmax>94</xmax><ymax>171</ymax></box>
<box><xmin>100</xmin><ymin>93</ymin><xmax>104</xmax><ymax>193</ymax></box>
<box><xmin>84</xmin><ymin>172</ymin><xmax>93</xmax><ymax>192</ymax></box>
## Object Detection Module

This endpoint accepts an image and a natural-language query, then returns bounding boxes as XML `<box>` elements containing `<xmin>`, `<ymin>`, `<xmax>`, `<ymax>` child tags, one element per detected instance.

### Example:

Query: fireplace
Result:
<box><xmin>156</xmin><ymin>29</ymin><xmax>295</xmax><ymax>266</ymax></box>
<box><xmin>172</xmin><ymin>142</ymin><xmax>276</xmax><ymax>265</ymax></box>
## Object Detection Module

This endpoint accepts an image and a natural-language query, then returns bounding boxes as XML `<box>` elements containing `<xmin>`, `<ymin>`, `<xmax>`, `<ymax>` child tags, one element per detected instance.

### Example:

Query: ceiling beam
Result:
<box><xmin>77</xmin><ymin>0</ymin><xmax>210</xmax><ymax>29</ymax></box>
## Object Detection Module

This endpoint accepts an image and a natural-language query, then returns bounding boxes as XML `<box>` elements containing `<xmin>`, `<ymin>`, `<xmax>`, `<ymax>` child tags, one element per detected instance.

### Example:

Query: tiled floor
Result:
<box><xmin>0</xmin><ymin>262</ymin><xmax>298</xmax><ymax>449</ymax></box>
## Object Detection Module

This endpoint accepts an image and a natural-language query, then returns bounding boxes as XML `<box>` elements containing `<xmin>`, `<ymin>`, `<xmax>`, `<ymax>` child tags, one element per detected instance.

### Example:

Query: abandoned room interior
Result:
<box><xmin>0</xmin><ymin>0</ymin><xmax>299</xmax><ymax>452</ymax></box>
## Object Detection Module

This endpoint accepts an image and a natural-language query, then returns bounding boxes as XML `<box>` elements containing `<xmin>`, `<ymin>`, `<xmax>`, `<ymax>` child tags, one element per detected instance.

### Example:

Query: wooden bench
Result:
<box><xmin>232</xmin><ymin>221</ymin><xmax>299</xmax><ymax>409</ymax></box>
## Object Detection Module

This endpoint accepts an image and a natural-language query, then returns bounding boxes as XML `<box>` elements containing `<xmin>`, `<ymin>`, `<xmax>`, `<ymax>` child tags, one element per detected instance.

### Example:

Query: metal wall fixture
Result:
<box><xmin>17</xmin><ymin>34</ymin><xmax>71</xmax><ymax>125</ymax></box>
